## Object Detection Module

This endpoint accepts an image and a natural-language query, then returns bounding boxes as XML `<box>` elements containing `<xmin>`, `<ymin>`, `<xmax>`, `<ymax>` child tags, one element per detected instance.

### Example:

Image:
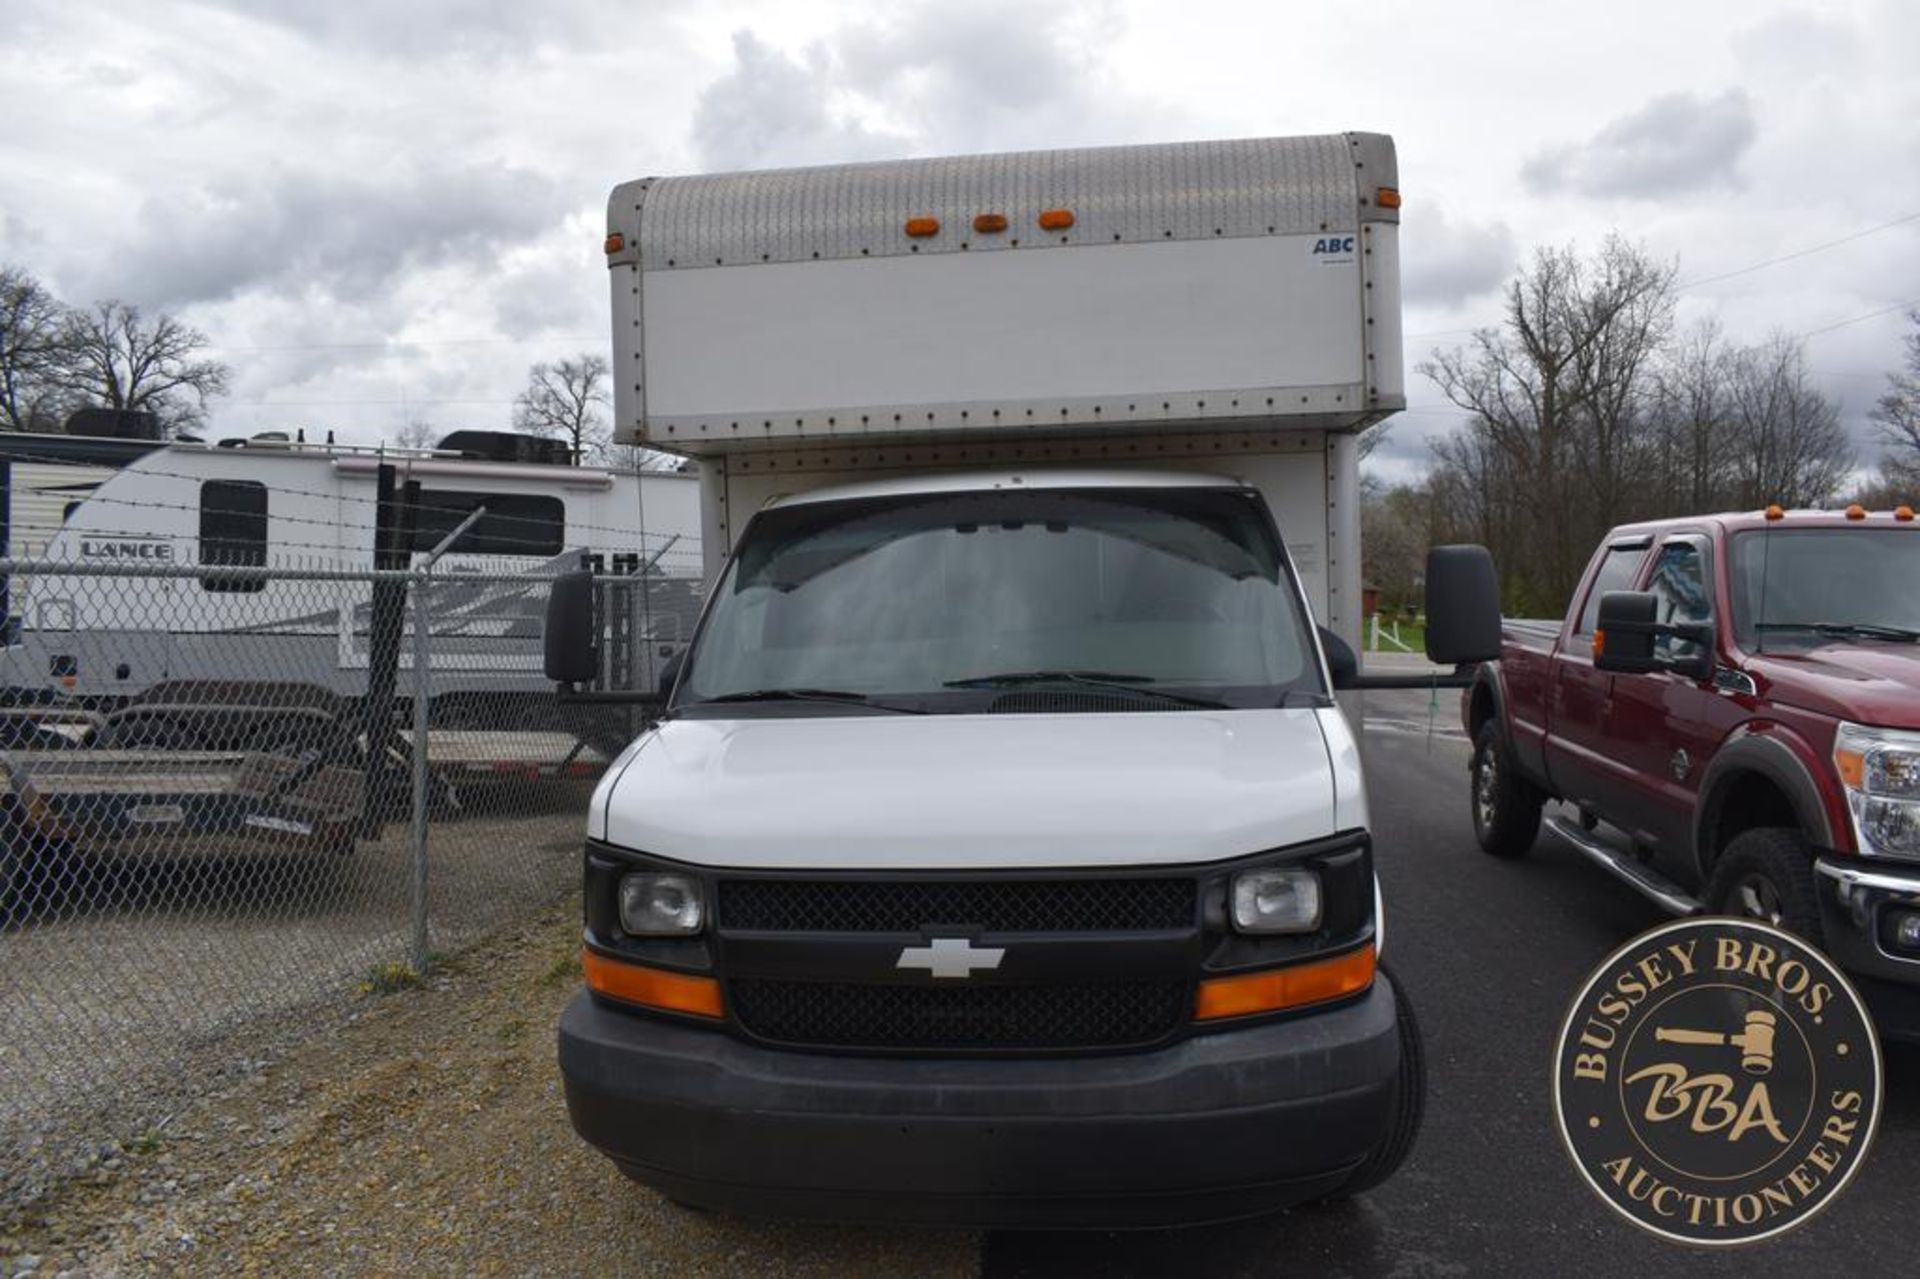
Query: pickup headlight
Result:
<box><xmin>1835</xmin><ymin>723</ymin><xmax>1920</xmax><ymax>860</ymax></box>
<box><xmin>1230</xmin><ymin>867</ymin><xmax>1323</xmax><ymax>934</ymax></box>
<box><xmin>618</xmin><ymin>871</ymin><xmax>705</xmax><ymax>936</ymax></box>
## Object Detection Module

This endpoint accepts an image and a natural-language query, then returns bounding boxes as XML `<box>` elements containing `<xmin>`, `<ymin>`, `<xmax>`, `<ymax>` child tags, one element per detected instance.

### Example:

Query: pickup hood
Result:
<box><xmin>592</xmin><ymin>710</ymin><xmax>1349</xmax><ymax>870</ymax></box>
<box><xmin>1753</xmin><ymin>645</ymin><xmax>1920</xmax><ymax>727</ymax></box>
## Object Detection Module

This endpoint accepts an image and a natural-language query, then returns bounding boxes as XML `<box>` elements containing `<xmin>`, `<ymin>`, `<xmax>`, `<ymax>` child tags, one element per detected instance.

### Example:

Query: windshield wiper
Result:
<box><xmin>1754</xmin><ymin>622</ymin><xmax>1920</xmax><ymax>643</ymax></box>
<box><xmin>943</xmin><ymin>669</ymin><xmax>1229</xmax><ymax>709</ymax></box>
<box><xmin>692</xmin><ymin>688</ymin><xmax>927</xmax><ymax>714</ymax></box>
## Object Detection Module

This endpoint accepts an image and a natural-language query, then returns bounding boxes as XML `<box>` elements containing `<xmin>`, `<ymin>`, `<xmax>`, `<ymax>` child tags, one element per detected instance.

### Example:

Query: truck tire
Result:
<box><xmin>1471</xmin><ymin>722</ymin><xmax>1543</xmax><ymax>858</ymax></box>
<box><xmin>1705</xmin><ymin>827</ymin><xmax>1824</xmax><ymax>942</ymax></box>
<box><xmin>1325</xmin><ymin>965</ymin><xmax>1425</xmax><ymax>1200</ymax></box>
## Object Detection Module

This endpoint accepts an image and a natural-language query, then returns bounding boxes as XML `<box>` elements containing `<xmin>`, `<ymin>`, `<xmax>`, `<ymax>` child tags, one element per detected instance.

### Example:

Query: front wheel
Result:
<box><xmin>1325</xmin><ymin>965</ymin><xmax>1426</xmax><ymax>1200</ymax></box>
<box><xmin>1470</xmin><ymin>723</ymin><xmax>1543</xmax><ymax>858</ymax></box>
<box><xmin>1705</xmin><ymin>827</ymin><xmax>1824</xmax><ymax>942</ymax></box>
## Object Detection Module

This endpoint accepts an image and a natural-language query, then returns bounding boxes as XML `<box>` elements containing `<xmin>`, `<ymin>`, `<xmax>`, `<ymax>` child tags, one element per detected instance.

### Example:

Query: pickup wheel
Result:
<box><xmin>1471</xmin><ymin>723</ymin><xmax>1543</xmax><ymax>858</ymax></box>
<box><xmin>1324</xmin><ymin>964</ymin><xmax>1425</xmax><ymax>1201</ymax></box>
<box><xmin>1705</xmin><ymin>828</ymin><xmax>1824</xmax><ymax>942</ymax></box>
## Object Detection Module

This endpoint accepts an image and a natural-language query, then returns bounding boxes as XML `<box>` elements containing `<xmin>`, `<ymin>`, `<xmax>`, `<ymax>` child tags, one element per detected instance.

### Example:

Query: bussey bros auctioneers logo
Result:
<box><xmin>1552</xmin><ymin>917</ymin><xmax>1882</xmax><ymax>1246</ymax></box>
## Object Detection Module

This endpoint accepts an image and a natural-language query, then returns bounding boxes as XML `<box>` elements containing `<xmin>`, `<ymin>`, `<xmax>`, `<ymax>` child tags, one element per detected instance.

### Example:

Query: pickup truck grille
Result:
<box><xmin>716</xmin><ymin>876</ymin><xmax>1196</xmax><ymax>933</ymax></box>
<box><xmin>728</xmin><ymin>978</ymin><xmax>1191</xmax><ymax>1051</ymax></box>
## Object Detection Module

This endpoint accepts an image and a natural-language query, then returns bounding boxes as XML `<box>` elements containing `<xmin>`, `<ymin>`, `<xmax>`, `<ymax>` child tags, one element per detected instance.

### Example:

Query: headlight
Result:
<box><xmin>618</xmin><ymin>871</ymin><xmax>705</xmax><ymax>935</ymax></box>
<box><xmin>1835</xmin><ymin>722</ymin><xmax>1920</xmax><ymax>859</ymax></box>
<box><xmin>1231</xmin><ymin>867</ymin><xmax>1323</xmax><ymax>934</ymax></box>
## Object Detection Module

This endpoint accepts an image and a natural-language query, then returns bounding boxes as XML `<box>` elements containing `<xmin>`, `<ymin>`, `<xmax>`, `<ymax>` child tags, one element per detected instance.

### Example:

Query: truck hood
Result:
<box><xmin>1754</xmin><ymin>645</ymin><xmax>1920</xmax><ymax>728</ymax></box>
<box><xmin>591</xmin><ymin>709</ymin><xmax>1350</xmax><ymax>870</ymax></box>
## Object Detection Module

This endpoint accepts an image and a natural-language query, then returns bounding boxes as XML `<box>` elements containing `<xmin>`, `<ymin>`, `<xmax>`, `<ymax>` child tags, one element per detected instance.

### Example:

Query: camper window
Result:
<box><xmin>411</xmin><ymin>491</ymin><xmax>564</xmax><ymax>557</ymax></box>
<box><xmin>200</xmin><ymin>479</ymin><xmax>268</xmax><ymax>592</ymax></box>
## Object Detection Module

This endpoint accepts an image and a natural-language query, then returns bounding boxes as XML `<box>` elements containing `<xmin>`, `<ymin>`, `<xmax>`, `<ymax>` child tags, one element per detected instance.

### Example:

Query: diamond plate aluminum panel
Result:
<box><xmin>627</xmin><ymin>134</ymin><xmax>1372</xmax><ymax>270</ymax></box>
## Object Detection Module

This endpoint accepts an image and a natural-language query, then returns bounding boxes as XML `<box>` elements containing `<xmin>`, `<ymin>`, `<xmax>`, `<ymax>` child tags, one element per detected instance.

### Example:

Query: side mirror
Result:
<box><xmin>543</xmin><ymin>570</ymin><xmax>598</xmax><ymax>685</ymax></box>
<box><xmin>1593</xmin><ymin>591</ymin><xmax>1659</xmax><ymax>673</ymax></box>
<box><xmin>1425</xmin><ymin>545</ymin><xmax>1503</xmax><ymax>665</ymax></box>
<box><xmin>657</xmin><ymin>648</ymin><xmax>686</xmax><ymax>699</ymax></box>
<box><xmin>1594</xmin><ymin>591</ymin><xmax>1716</xmax><ymax>681</ymax></box>
<box><xmin>1320</xmin><ymin>626</ymin><xmax>1359</xmax><ymax>690</ymax></box>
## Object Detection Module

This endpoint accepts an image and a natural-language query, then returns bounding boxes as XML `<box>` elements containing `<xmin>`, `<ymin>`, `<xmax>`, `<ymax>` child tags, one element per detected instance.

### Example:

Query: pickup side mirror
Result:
<box><xmin>1425</xmin><ymin>545</ymin><xmax>1503</xmax><ymax>665</ymax></box>
<box><xmin>1593</xmin><ymin>591</ymin><xmax>1716</xmax><ymax>682</ymax></box>
<box><xmin>543</xmin><ymin>570</ymin><xmax>598</xmax><ymax>685</ymax></box>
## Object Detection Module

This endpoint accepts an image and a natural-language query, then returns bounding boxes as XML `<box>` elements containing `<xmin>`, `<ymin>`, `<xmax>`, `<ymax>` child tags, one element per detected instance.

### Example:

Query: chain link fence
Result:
<box><xmin>0</xmin><ymin>548</ymin><xmax>702</xmax><ymax>1210</ymax></box>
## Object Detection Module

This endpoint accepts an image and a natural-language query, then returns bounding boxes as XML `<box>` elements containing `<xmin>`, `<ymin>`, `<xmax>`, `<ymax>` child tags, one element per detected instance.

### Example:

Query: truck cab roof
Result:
<box><xmin>764</xmin><ymin>468</ymin><xmax>1243</xmax><ymax>509</ymax></box>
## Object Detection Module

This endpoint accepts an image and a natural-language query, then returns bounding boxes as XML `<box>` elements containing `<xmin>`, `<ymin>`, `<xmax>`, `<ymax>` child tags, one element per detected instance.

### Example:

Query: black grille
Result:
<box><xmin>729</xmin><ymin>979</ymin><xmax>1190</xmax><ymax>1050</ymax></box>
<box><xmin>717</xmin><ymin>877</ymin><xmax>1196</xmax><ymax>933</ymax></box>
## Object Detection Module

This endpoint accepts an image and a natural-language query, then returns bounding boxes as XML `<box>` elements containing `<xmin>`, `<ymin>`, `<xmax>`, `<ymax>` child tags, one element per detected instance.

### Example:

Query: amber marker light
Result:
<box><xmin>904</xmin><ymin>216</ymin><xmax>941</xmax><ymax>238</ymax></box>
<box><xmin>1765</xmin><ymin>504</ymin><xmax>1786</xmax><ymax>521</ymax></box>
<box><xmin>604</xmin><ymin>233</ymin><xmax>626</xmax><ymax>254</ymax></box>
<box><xmin>1898</xmin><ymin>506</ymin><xmax>1916</xmax><ymax>522</ymax></box>
<box><xmin>1376</xmin><ymin>187</ymin><xmax>1403</xmax><ymax>209</ymax></box>
<box><xmin>1592</xmin><ymin>630</ymin><xmax>1607</xmax><ymax>659</ymax></box>
<box><xmin>1846</xmin><ymin>503</ymin><xmax>1868</xmax><ymax>521</ymax></box>
<box><xmin>582</xmin><ymin>949</ymin><xmax>723</xmax><ymax>1018</ymax></box>
<box><xmin>972</xmin><ymin>213</ymin><xmax>1009</xmax><ymax>234</ymax></box>
<box><xmin>1037</xmin><ymin>208</ymin><xmax>1076</xmax><ymax>231</ymax></box>
<box><xmin>1194</xmin><ymin>944</ymin><xmax>1377</xmax><ymax>1021</ymax></box>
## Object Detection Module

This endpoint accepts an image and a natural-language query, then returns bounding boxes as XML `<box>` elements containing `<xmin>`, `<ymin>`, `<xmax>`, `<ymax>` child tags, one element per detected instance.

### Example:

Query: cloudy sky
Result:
<box><xmin>2</xmin><ymin>0</ymin><xmax>1915</xmax><ymax>482</ymax></box>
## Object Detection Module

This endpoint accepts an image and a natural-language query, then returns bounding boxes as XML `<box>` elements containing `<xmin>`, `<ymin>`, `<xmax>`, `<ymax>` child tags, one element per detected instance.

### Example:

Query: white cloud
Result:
<box><xmin>1522</xmin><ymin>89</ymin><xmax>1758</xmax><ymax>199</ymax></box>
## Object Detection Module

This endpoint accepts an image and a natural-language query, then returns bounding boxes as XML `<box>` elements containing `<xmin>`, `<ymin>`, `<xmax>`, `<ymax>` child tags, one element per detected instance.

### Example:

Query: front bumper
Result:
<box><xmin>558</xmin><ymin>977</ymin><xmax>1402</xmax><ymax>1229</ymax></box>
<box><xmin>1815</xmin><ymin>857</ymin><xmax>1920</xmax><ymax>1043</ymax></box>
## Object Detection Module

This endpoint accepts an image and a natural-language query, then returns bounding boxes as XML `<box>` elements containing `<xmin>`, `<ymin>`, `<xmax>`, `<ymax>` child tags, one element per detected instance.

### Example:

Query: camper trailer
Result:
<box><xmin>1</xmin><ymin>431</ymin><xmax>702</xmax><ymax>747</ymax></box>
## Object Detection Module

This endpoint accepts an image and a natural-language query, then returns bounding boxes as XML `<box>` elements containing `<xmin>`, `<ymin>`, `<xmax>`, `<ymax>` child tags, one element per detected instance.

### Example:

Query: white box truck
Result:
<box><xmin>546</xmin><ymin>133</ymin><xmax>1504</xmax><ymax>1227</ymax></box>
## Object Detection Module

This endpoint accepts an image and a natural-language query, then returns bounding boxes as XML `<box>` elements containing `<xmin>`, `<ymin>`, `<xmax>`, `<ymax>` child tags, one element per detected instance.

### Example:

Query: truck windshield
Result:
<box><xmin>677</xmin><ymin>486</ymin><xmax>1323</xmax><ymax>713</ymax></box>
<box><xmin>1730</xmin><ymin>528</ymin><xmax>1920</xmax><ymax>650</ymax></box>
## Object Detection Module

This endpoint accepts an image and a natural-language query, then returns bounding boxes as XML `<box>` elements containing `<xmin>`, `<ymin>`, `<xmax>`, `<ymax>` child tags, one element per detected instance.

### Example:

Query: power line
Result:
<box><xmin>1678</xmin><ymin>212</ymin><xmax>1920</xmax><ymax>290</ymax></box>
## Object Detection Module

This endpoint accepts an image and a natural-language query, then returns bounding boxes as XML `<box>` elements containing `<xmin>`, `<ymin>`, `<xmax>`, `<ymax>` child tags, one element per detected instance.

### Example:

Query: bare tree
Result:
<box><xmin>1872</xmin><ymin>309</ymin><xmax>1920</xmax><ymax>471</ymax></box>
<box><xmin>0</xmin><ymin>264</ymin><xmax>74</xmax><ymax>432</ymax></box>
<box><xmin>1723</xmin><ymin>334</ymin><xmax>1852</xmax><ymax>507</ymax></box>
<box><xmin>512</xmin><ymin>354</ymin><xmax>610</xmax><ymax>464</ymax></box>
<box><xmin>1650</xmin><ymin>319</ymin><xmax>1737</xmax><ymax>512</ymax></box>
<box><xmin>1420</xmin><ymin>236</ymin><xmax>1676</xmax><ymax>612</ymax></box>
<box><xmin>55</xmin><ymin>300</ymin><xmax>230</xmax><ymax>434</ymax></box>
<box><xmin>393</xmin><ymin>417</ymin><xmax>438</xmax><ymax>451</ymax></box>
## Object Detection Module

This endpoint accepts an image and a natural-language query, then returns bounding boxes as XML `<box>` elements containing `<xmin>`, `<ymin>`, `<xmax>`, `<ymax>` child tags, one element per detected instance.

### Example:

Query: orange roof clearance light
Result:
<box><xmin>972</xmin><ymin>213</ymin><xmax>1009</xmax><ymax>234</ymax></box>
<box><xmin>1898</xmin><ymin>506</ymin><xmax>1916</xmax><ymax>522</ymax></box>
<box><xmin>1846</xmin><ymin>504</ymin><xmax>1868</xmax><ymax>521</ymax></box>
<box><xmin>1376</xmin><ymin>187</ymin><xmax>1403</xmax><ymax>209</ymax></box>
<box><xmin>1193</xmin><ymin>944</ymin><xmax>1377</xmax><ymax>1021</ymax></box>
<box><xmin>582</xmin><ymin>949</ymin><xmax>723</xmax><ymax>1019</ymax></box>
<box><xmin>1037</xmin><ymin>208</ymin><xmax>1076</xmax><ymax>231</ymax></box>
<box><xmin>604</xmin><ymin>233</ymin><xmax>626</xmax><ymax>255</ymax></box>
<box><xmin>904</xmin><ymin>216</ymin><xmax>942</xmax><ymax>238</ymax></box>
<box><xmin>1765</xmin><ymin>504</ymin><xmax>1786</xmax><ymax>521</ymax></box>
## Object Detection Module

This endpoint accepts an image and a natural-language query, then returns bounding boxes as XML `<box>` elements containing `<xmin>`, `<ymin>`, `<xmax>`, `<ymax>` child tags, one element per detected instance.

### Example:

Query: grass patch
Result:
<box><xmin>537</xmin><ymin>948</ymin><xmax>582</xmax><ymax>990</ymax></box>
<box><xmin>357</xmin><ymin>961</ymin><xmax>423</xmax><ymax>997</ymax></box>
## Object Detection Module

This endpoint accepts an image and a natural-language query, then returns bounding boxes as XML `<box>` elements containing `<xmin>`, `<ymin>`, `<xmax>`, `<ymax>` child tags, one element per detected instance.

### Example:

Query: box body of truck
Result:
<box><xmin>559</xmin><ymin>134</ymin><xmax>1452</xmax><ymax>1226</ymax></box>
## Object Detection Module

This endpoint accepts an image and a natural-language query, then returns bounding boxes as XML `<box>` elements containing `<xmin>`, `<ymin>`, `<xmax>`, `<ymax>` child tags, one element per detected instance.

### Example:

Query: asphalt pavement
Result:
<box><xmin>980</xmin><ymin>686</ymin><xmax>1920</xmax><ymax>1277</ymax></box>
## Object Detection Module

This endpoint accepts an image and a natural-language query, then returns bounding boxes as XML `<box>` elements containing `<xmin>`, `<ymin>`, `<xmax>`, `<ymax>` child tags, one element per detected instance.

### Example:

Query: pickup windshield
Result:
<box><xmin>676</xmin><ymin>486</ymin><xmax>1322</xmax><ymax>714</ymax></box>
<box><xmin>1730</xmin><ymin>528</ymin><xmax>1920</xmax><ymax>650</ymax></box>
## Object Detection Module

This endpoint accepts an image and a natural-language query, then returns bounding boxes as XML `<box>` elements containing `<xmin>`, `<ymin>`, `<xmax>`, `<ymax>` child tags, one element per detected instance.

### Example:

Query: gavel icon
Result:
<box><xmin>1654</xmin><ymin>1010</ymin><xmax>1778</xmax><ymax>1075</ymax></box>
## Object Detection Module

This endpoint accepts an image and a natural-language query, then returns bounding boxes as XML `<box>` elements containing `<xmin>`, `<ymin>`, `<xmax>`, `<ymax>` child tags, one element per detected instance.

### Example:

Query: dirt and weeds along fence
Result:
<box><xmin>0</xmin><ymin>551</ymin><xmax>700</xmax><ymax>1212</ymax></box>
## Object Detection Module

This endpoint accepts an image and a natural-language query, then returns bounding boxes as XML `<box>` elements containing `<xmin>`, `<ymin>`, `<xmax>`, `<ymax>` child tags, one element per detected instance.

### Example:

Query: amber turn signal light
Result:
<box><xmin>582</xmin><ymin>949</ymin><xmax>723</xmax><ymax>1018</ymax></box>
<box><xmin>1194</xmin><ymin>944</ymin><xmax>1377</xmax><ymax>1021</ymax></box>
<box><xmin>604</xmin><ymin>233</ymin><xmax>626</xmax><ymax>255</ymax></box>
<box><xmin>904</xmin><ymin>216</ymin><xmax>941</xmax><ymax>238</ymax></box>
<box><xmin>1037</xmin><ymin>208</ymin><xmax>1075</xmax><ymax>231</ymax></box>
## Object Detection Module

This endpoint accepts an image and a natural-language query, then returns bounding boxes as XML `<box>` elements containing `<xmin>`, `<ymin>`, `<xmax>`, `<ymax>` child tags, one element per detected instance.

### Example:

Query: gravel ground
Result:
<box><xmin>2</xmin><ymin>904</ymin><xmax>977</xmax><ymax>1277</ymax></box>
<box><xmin>3</xmin><ymin>789</ymin><xmax>592</xmax><ymax>1211</ymax></box>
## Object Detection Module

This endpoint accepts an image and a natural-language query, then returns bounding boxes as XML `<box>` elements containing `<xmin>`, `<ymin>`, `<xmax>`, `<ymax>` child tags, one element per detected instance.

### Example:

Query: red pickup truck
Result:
<box><xmin>1463</xmin><ymin>507</ymin><xmax>1920</xmax><ymax>1037</ymax></box>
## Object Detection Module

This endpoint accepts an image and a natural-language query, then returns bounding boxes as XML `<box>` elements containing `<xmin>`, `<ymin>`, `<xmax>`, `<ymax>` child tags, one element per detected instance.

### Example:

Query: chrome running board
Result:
<box><xmin>1545</xmin><ymin>816</ymin><xmax>1702</xmax><ymax>917</ymax></box>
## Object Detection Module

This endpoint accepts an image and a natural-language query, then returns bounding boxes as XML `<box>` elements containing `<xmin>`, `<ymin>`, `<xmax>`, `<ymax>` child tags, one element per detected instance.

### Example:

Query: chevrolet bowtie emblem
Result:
<box><xmin>896</xmin><ymin>937</ymin><xmax>1005</xmax><ymax>980</ymax></box>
